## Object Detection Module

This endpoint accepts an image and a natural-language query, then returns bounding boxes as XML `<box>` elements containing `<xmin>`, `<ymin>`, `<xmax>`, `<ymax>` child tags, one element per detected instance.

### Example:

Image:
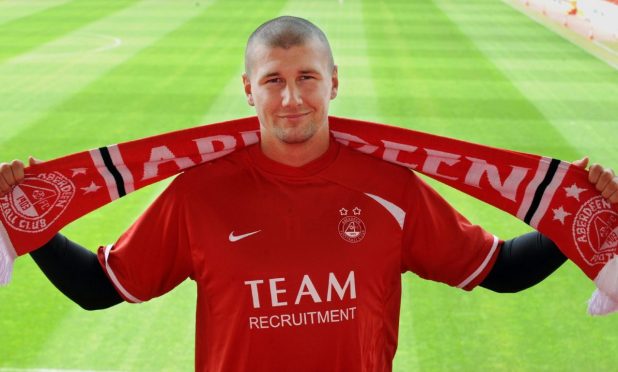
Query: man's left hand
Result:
<box><xmin>573</xmin><ymin>157</ymin><xmax>618</xmax><ymax>204</ymax></box>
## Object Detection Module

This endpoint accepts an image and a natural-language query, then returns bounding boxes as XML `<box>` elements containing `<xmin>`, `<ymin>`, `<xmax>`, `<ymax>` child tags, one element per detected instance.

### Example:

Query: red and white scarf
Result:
<box><xmin>1</xmin><ymin>116</ymin><xmax>617</xmax><ymax>314</ymax></box>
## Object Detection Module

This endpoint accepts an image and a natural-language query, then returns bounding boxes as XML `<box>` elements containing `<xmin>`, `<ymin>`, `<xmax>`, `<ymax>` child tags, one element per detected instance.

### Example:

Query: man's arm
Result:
<box><xmin>480</xmin><ymin>232</ymin><xmax>566</xmax><ymax>292</ymax></box>
<box><xmin>30</xmin><ymin>234</ymin><xmax>123</xmax><ymax>310</ymax></box>
<box><xmin>480</xmin><ymin>157</ymin><xmax>616</xmax><ymax>292</ymax></box>
<box><xmin>31</xmin><ymin>231</ymin><xmax>556</xmax><ymax>303</ymax></box>
<box><xmin>1</xmin><ymin>159</ymin><xmax>122</xmax><ymax>309</ymax></box>
<box><xmin>31</xmin><ymin>231</ymin><xmax>557</xmax><ymax>303</ymax></box>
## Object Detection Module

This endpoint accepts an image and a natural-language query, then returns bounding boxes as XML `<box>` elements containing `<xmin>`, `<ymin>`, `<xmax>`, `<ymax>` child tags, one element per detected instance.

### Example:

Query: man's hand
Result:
<box><xmin>0</xmin><ymin>157</ymin><xmax>40</xmax><ymax>197</ymax></box>
<box><xmin>573</xmin><ymin>156</ymin><xmax>618</xmax><ymax>204</ymax></box>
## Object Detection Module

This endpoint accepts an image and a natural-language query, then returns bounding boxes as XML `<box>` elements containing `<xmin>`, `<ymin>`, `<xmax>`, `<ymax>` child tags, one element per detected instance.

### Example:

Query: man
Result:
<box><xmin>1</xmin><ymin>16</ymin><xmax>617</xmax><ymax>372</ymax></box>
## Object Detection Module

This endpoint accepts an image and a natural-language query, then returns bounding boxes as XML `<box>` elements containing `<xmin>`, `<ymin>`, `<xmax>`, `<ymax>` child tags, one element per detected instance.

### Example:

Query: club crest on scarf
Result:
<box><xmin>0</xmin><ymin>172</ymin><xmax>75</xmax><ymax>233</ymax></box>
<box><xmin>571</xmin><ymin>196</ymin><xmax>618</xmax><ymax>266</ymax></box>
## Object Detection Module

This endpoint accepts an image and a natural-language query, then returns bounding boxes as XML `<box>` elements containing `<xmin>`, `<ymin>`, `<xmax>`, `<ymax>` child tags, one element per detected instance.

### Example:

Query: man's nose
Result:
<box><xmin>281</xmin><ymin>83</ymin><xmax>302</xmax><ymax>106</ymax></box>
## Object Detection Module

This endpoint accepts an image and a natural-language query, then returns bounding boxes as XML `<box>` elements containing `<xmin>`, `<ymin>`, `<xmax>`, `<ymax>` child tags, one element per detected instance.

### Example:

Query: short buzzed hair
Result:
<box><xmin>244</xmin><ymin>16</ymin><xmax>334</xmax><ymax>75</ymax></box>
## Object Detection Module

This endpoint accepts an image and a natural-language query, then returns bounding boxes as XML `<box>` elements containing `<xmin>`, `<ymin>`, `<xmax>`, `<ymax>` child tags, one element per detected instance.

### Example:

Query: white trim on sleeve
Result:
<box><xmin>456</xmin><ymin>235</ymin><xmax>500</xmax><ymax>289</ymax></box>
<box><xmin>103</xmin><ymin>244</ymin><xmax>143</xmax><ymax>303</ymax></box>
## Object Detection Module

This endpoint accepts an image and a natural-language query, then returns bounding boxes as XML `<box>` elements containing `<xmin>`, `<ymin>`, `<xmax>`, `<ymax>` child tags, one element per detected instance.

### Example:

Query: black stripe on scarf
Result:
<box><xmin>99</xmin><ymin>147</ymin><xmax>127</xmax><ymax>197</ymax></box>
<box><xmin>524</xmin><ymin>158</ymin><xmax>561</xmax><ymax>224</ymax></box>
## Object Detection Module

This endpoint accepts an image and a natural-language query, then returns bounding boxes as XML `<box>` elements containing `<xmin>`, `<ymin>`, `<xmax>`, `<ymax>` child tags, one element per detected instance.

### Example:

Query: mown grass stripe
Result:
<box><xmin>0</xmin><ymin>0</ymin><xmax>138</xmax><ymax>64</ymax></box>
<box><xmin>0</xmin><ymin>1</ymin><xmax>209</xmax><ymax>148</ymax></box>
<box><xmin>436</xmin><ymin>0</ymin><xmax>618</xmax><ymax>163</ymax></box>
<box><xmin>0</xmin><ymin>0</ymin><xmax>287</xmax><ymax>370</ymax></box>
<box><xmin>12</xmin><ymin>0</ymin><xmax>282</xmax><ymax>145</ymax></box>
<box><xmin>0</xmin><ymin>0</ymin><xmax>69</xmax><ymax>27</ymax></box>
<box><xmin>361</xmin><ymin>0</ymin><xmax>589</xmax><ymax>371</ymax></box>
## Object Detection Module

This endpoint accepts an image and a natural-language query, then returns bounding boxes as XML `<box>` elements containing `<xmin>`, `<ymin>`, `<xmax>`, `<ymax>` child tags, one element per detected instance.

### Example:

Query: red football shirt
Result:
<box><xmin>98</xmin><ymin>139</ymin><xmax>498</xmax><ymax>371</ymax></box>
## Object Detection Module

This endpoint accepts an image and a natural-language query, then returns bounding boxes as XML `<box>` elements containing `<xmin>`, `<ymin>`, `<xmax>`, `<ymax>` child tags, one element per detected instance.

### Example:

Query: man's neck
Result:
<box><xmin>260</xmin><ymin>133</ymin><xmax>331</xmax><ymax>167</ymax></box>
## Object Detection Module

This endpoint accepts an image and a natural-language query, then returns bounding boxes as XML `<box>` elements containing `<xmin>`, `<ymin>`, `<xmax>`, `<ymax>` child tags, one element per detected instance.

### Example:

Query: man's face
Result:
<box><xmin>243</xmin><ymin>39</ymin><xmax>338</xmax><ymax>147</ymax></box>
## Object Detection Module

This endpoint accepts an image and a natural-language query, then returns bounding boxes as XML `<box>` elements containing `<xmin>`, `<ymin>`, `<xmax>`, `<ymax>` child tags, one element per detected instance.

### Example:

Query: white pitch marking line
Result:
<box><xmin>16</xmin><ymin>33</ymin><xmax>123</xmax><ymax>61</ymax></box>
<box><xmin>592</xmin><ymin>40</ymin><xmax>618</xmax><ymax>69</ymax></box>
<box><xmin>91</xmin><ymin>33</ymin><xmax>123</xmax><ymax>53</ymax></box>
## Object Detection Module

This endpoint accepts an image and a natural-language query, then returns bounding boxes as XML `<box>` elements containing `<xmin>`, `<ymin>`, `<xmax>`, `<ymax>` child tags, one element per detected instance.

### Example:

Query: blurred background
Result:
<box><xmin>0</xmin><ymin>0</ymin><xmax>617</xmax><ymax>370</ymax></box>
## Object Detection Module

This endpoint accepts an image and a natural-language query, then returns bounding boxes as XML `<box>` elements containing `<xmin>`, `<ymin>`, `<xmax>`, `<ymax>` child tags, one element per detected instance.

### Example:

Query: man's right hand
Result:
<box><xmin>0</xmin><ymin>157</ymin><xmax>40</xmax><ymax>197</ymax></box>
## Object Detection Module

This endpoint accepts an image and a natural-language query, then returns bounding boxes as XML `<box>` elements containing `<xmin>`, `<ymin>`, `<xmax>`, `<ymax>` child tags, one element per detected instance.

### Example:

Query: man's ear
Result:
<box><xmin>330</xmin><ymin>65</ymin><xmax>339</xmax><ymax>100</ymax></box>
<box><xmin>242</xmin><ymin>73</ymin><xmax>255</xmax><ymax>106</ymax></box>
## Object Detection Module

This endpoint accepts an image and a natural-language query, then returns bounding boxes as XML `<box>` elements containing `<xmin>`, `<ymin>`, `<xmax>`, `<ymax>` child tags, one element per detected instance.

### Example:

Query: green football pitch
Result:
<box><xmin>1</xmin><ymin>0</ymin><xmax>617</xmax><ymax>370</ymax></box>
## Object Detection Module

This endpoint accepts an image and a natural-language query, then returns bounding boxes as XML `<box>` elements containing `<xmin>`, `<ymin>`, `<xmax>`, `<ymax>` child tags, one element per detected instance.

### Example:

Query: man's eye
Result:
<box><xmin>266</xmin><ymin>78</ymin><xmax>282</xmax><ymax>84</ymax></box>
<box><xmin>299</xmin><ymin>75</ymin><xmax>314</xmax><ymax>80</ymax></box>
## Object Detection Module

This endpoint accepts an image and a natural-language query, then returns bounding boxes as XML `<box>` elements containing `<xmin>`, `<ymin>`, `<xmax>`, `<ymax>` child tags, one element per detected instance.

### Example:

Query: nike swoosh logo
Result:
<box><xmin>229</xmin><ymin>230</ymin><xmax>262</xmax><ymax>242</ymax></box>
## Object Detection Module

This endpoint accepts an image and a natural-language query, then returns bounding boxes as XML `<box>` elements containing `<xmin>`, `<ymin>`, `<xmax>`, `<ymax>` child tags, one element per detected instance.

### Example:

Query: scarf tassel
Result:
<box><xmin>0</xmin><ymin>242</ymin><xmax>15</xmax><ymax>286</ymax></box>
<box><xmin>589</xmin><ymin>255</ymin><xmax>618</xmax><ymax>315</ymax></box>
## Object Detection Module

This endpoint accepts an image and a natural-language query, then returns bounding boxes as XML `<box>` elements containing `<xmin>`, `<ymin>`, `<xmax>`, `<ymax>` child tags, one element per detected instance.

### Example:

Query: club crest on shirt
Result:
<box><xmin>572</xmin><ymin>196</ymin><xmax>618</xmax><ymax>266</ymax></box>
<box><xmin>0</xmin><ymin>172</ymin><xmax>75</xmax><ymax>233</ymax></box>
<box><xmin>338</xmin><ymin>207</ymin><xmax>366</xmax><ymax>243</ymax></box>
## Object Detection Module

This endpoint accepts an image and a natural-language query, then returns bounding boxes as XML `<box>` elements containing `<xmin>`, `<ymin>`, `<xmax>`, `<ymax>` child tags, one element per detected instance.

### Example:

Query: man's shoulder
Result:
<box><xmin>327</xmin><ymin>143</ymin><xmax>417</xmax><ymax>200</ymax></box>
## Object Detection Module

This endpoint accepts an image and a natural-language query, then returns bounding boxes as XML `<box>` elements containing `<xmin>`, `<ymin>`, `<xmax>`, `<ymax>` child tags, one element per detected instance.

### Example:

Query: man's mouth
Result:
<box><xmin>278</xmin><ymin>112</ymin><xmax>310</xmax><ymax>119</ymax></box>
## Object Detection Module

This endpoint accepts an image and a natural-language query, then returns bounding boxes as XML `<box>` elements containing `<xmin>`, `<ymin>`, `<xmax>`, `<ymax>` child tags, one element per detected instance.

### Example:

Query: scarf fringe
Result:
<box><xmin>589</xmin><ymin>255</ymin><xmax>618</xmax><ymax>315</ymax></box>
<box><xmin>588</xmin><ymin>289</ymin><xmax>618</xmax><ymax>315</ymax></box>
<box><xmin>0</xmin><ymin>239</ymin><xmax>15</xmax><ymax>286</ymax></box>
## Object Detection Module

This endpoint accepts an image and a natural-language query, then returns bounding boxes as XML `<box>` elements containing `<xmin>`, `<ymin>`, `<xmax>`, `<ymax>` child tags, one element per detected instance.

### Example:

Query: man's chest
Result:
<box><xmin>184</xmin><ymin>177</ymin><xmax>406</xmax><ymax>318</ymax></box>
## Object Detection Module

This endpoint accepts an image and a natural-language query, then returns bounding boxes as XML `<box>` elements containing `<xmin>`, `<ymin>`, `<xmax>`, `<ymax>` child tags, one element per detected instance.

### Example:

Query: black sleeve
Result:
<box><xmin>480</xmin><ymin>232</ymin><xmax>567</xmax><ymax>293</ymax></box>
<box><xmin>30</xmin><ymin>234</ymin><xmax>123</xmax><ymax>310</ymax></box>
